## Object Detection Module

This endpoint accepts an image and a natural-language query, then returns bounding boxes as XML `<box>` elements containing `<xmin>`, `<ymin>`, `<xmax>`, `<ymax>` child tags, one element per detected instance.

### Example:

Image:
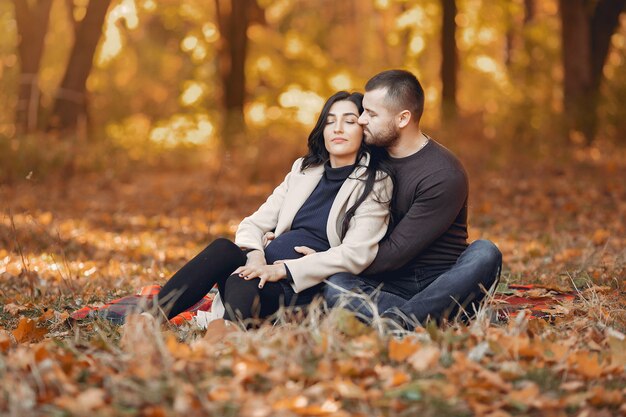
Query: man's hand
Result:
<box><xmin>236</xmin><ymin>264</ymin><xmax>287</xmax><ymax>289</ymax></box>
<box><xmin>294</xmin><ymin>246</ymin><xmax>316</xmax><ymax>256</ymax></box>
<box><xmin>244</xmin><ymin>249</ymin><xmax>266</xmax><ymax>268</ymax></box>
<box><xmin>262</xmin><ymin>232</ymin><xmax>276</xmax><ymax>247</ymax></box>
<box><xmin>273</xmin><ymin>246</ymin><xmax>317</xmax><ymax>265</ymax></box>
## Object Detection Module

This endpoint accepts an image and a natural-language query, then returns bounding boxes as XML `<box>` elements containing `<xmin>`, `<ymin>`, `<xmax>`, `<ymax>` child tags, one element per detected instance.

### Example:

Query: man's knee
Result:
<box><xmin>469</xmin><ymin>239</ymin><xmax>502</xmax><ymax>269</ymax></box>
<box><xmin>467</xmin><ymin>240</ymin><xmax>503</xmax><ymax>293</ymax></box>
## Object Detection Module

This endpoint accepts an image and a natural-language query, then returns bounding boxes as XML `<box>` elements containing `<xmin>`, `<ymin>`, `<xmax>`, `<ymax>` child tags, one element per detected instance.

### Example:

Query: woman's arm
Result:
<box><xmin>234</xmin><ymin>158</ymin><xmax>302</xmax><ymax>252</ymax></box>
<box><xmin>283</xmin><ymin>174</ymin><xmax>393</xmax><ymax>293</ymax></box>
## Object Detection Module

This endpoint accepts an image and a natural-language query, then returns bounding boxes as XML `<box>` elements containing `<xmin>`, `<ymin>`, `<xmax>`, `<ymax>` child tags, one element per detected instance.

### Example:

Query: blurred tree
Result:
<box><xmin>441</xmin><ymin>0</ymin><xmax>458</xmax><ymax>122</ymax></box>
<box><xmin>215</xmin><ymin>0</ymin><xmax>264</xmax><ymax>146</ymax></box>
<box><xmin>48</xmin><ymin>0</ymin><xmax>112</xmax><ymax>133</ymax></box>
<box><xmin>13</xmin><ymin>0</ymin><xmax>53</xmax><ymax>134</ymax></box>
<box><xmin>559</xmin><ymin>0</ymin><xmax>626</xmax><ymax>145</ymax></box>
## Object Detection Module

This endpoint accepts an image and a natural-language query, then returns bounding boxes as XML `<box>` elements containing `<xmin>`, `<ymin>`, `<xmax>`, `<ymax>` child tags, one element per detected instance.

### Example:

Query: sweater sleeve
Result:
<box><xmin>364</xmin><ymin>168</ymin><xmax>467</xmax><ymax>275</ymax></box>
<box><xmin>234</xmin><ymin>159</ymin><xmax>301</xmax><ymax>252</ymax></box>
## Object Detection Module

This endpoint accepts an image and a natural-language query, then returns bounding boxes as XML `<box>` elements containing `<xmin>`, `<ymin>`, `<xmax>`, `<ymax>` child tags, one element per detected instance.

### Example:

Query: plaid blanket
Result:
<box><xmin>69</xmin><ymin>285</ymin><xmax>214</xmax><ymax>325</ymax></box>
<box><xmin>70</xmin><ymin>283</ymin><xmax>577</xmax><ymax>326</ymax></box>
<box><xmin>493</xmin><ymin>283</ymin><xmax>577</xmax><ymax>321</ymax></box>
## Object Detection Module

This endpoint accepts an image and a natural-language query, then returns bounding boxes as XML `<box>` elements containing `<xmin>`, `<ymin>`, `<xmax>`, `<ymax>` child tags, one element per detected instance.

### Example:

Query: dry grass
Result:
<box><xmin>1</xmin><ymin>139</ymin><xmax>625</xmax><ymax>415</ymax></box>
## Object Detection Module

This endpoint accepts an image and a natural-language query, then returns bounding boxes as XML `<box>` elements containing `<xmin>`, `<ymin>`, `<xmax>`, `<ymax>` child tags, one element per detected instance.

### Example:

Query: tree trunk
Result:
<box><xmin>590</xmin><ymin>0</ymin><xmax>626</xmax><ymax>89</ymax></box>
<box><xmin>13</xmin><ymin>0</ymin><xmax>53</xmax><ymax>134</ymax></box>
<box><xmin>48</xmin><ymin>0</ymin><xmax>112</xmax><ymax>132</ymax></box>
<box><xmin>559</xmin><ymin>0</ymin><xmax>625</xmax><ymax>144</ymax></box>
<box><xmin>522</xmin><ymin>0</ymin><xmax>536</xmax><ymax>78</ymax></box>
<box><xmin>441</xmin><ymin>0</ymin><xmax>458</xmax><ymax>123</ymax></box>
<box><xmin>523</xmin><ymin>0</ymin><xmax>536</xmax><ymax>24</ymax></box>
<box><xmin>215</xmin><ymin>0</ymin><xmax>256</xmax><ymax>146</ymax></box>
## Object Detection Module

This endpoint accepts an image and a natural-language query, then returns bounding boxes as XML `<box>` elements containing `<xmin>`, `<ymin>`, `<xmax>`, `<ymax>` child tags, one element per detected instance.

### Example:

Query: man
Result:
<box><xmin>323</xmin><ymin>69</ymin><xmax>502</xmax><ymax>329</ymax></box>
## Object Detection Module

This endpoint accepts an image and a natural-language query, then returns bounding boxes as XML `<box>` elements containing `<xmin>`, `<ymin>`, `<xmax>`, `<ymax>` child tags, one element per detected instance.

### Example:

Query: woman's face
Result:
<box><xmin>323</xmin><ymin>100</ymin><xmax>363</xmax><ymax>167</ymax></box>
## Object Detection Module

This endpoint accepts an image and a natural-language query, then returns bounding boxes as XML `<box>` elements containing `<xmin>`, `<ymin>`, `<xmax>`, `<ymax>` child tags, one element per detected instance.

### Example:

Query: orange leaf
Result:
<box><xmin>568</xmin><ymin>352</ymin><xmax>604</xmax><ymax>379</ymax></box>
<box><xmin>607</xmin><ymin>329</ymin><xmax>626</xmax><ymax>367</ymax></box>
<box><xmin>12</xmin><ymin>317</ymin><xmax>48</xmax><ymax>343</ymax></box>
<box><xmin>3</xmin><ymin>303</ymin><xmax>27</xmax><ymax>316</ymax></box>
<box><xmin>203</xmin><ymin>318</ymin><xmax>236</xmax><ymax>344</ymax></box>
<box><xmin>165</xmin><ymin>333</ymin><xmax>192</xmax><ymax>359</ymax></box>
<box><xmin>0</xmin><ymin>330</ymin><xmax>16</xmax><ymax>352</ymax></box>
<box><xmin>588</xmin><ymin>386</ymin><xmax>623</xmax><ymax>406</ymax></box>
<box><xmin>408</xmin><ymin>346</ymin><xmax>440</xmax><ymax>372</ymax></box>
<box><xmin>388</xmin><ymin>337</ymin><xmax>421</xmax><ymax>361</ymax></box>
<box><xmin>273</xmin><ymin>395</ymin><xmax>309</xmax><ymax>411</ymax></box>
<box><xmin>506</xmin><ymin>382</ymin><xmax>540</xmax><ymax>406</ymax></box>
<box><xmin>332</xmin><ymin>378</ymin><xmax>365</xmax><ymax>398</ymax></box>
<box><xmin>388</xmin><ymin>371</ymin><xmax>411</xmax><ymax>387</ymax></box>
<box><xmin>592</xmin><ymin>229</ymin><xmax>610</xmax><ymax>246</ymax></box>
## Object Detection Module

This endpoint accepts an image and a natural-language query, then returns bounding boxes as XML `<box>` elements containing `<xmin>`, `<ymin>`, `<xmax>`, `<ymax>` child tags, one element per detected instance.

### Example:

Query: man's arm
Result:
<box><xmin>363</xmin><ymin>168</ymin><xmax>467</xmax><ymax>275</ymax></box>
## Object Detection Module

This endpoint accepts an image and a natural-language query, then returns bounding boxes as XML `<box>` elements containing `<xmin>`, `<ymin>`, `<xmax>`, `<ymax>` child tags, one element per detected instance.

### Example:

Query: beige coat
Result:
<box><xmin>235</xmin><ymin>154</ymin><xmax>393</xmax><ymax>293</ymax></box>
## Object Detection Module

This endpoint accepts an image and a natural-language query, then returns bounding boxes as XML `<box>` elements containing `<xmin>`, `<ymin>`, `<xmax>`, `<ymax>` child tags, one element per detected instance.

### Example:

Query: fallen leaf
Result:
<box><xmin>203</xmin><ymin>318</ymin><xmax>237</xmax><ymax>344</ymax></box>
<box><xmin>3</xmin><ymin>303</ymin><xmax>27</xmax><ymax>316</ymax></box>
<box><xmin>56</xmin><ymin>388</ymin><xmax>106</xmax><ymax>414</ymax></box>
<box><xmin>408</xmin><ymin>346</ymin><xmax>440</xmax><ymax>372</ymax></box>
<box><xmin>387</xmin><ymin>371</ymin><xmax>411</xmax><ymax>388</ymax></box>
<box><xmin>607</xmin><ymin>329</ymin><xmax>626</xmax><ymax>367</ymax></box>
<box><xmin>12</xmin><ymin>317</ymin><xmax>48</xmax><ymax>343</ymax></box>
<box><xmin>592</xmin><ymin>229</ymin><xmax>610</xmax><ymax>246</ymax></box>
<box><xmin>506</xmin><ymin>382</ymin><xmax>540</xmax><ymax>408</ymax></box>
<box><xmin>588</xmin><ymin>386</ymin><xmax>623</xmax><ymax>407</ymax></box>
<box><xmin>388</xmin><ymin>337</ymin><xmax>421</xmax><ymax>362</ymax></box>
<box><xmin>560</xmin><ymin>380</ymin><xmax>585</xmax><ymax>391</ymax></box>
<box><xmin>273</xmin><ymin>395</ymin><xmax>309</xmax><ymax>411</ymax></box>
<box><xmin>569</xmin><ymin>352</ymin><xmax>604</xmax><ymax>379</ymax></box>
<box><xmin>0</xmin><ymin>330</ymin><xmax>16</xmax><ymax>352</ymax></box>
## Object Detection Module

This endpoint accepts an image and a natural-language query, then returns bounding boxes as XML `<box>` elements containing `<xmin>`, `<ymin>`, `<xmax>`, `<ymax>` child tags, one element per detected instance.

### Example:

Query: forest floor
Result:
<box><xmin>0</xmin><ymin>142</ymin><xmax>625</xmax><ymax>416</ymax></box>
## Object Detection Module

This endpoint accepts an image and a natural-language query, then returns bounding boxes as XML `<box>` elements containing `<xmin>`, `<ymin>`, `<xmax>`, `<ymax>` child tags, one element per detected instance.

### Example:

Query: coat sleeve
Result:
<box><xmin>234</xmin><ymin>159</ymin><xmax>301</xmax><ymax>252</ymax></box>
<box><xmin>283</xmin><ymin>174</ymin><xmax>393</xmax><ymax>293</ymax></box>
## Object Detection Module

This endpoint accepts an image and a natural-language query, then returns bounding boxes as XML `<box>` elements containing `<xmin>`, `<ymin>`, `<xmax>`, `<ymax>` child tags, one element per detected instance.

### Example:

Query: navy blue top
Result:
<box><xmin>264</xmin><ymin>162</ymin><xmax>354</xmax><ymax>265</ymax></box>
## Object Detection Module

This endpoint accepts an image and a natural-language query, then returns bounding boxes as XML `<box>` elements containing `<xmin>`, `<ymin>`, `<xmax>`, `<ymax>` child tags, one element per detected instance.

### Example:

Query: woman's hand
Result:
<box><xmin>236</xmin><ymin>264</ymin><xmax>287</xmax><ymax>289</ymax></box>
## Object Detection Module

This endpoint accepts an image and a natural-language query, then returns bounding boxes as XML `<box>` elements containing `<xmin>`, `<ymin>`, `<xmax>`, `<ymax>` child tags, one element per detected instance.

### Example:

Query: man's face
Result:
<box><xmin>358</xmin><ymin>88</ymin><xmax>400</xmax><ymax>148</ymax></box>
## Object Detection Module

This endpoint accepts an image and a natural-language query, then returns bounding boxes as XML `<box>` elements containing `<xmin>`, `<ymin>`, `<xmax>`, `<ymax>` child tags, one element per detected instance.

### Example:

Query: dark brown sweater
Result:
<box><xmin>364</xmin><ymin>139</ymin><xmax>468</xmax><ymax>280</ymax></box>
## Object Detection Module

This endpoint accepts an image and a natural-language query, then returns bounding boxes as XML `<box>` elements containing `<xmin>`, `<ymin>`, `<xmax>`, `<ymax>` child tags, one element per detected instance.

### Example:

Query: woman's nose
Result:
<box><xmin>334</xmin><ymin>122</ymin><xmax>343</xmax><ymax>133</ymax></box>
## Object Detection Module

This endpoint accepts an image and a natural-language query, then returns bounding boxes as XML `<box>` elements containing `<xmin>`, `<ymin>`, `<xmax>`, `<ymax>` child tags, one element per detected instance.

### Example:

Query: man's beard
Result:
<box><xmin>364</xmin><ymin>121</ymin><xmax>400</xmax><ymax>148</ymax></box>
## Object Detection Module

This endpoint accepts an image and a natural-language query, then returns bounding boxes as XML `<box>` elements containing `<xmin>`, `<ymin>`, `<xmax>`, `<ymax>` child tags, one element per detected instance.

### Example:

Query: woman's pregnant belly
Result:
<box><xmin>264</xmin><ymin>229</ymin><xmax>330</xmax><ymax>264</ymax></box>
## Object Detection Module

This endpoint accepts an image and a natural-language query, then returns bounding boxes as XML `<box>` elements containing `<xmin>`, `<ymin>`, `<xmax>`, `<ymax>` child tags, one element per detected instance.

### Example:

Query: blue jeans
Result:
<box><xmin>324</xmin><ymin>240</ymin><xmax>502</xmax><ymax>326</ymax></box>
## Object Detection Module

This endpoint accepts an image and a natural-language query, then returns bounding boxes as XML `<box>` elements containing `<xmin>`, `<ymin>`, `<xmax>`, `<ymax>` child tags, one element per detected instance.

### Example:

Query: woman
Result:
<box><xmin>155</xmin><ymin>91</ymin><xmax>393</xmax><ymax>324</ymax></box>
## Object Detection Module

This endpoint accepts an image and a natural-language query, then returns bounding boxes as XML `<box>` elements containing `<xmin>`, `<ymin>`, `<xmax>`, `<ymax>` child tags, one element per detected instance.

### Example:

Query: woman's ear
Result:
<box><xmin>398</xmin><ymin>110</ymin><xmax>412</xmax><ymax>128</ymax></box>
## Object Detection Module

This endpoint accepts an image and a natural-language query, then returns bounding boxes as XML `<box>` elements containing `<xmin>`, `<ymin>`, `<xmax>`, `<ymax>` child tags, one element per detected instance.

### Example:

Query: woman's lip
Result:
<box><xmin>332</xmin><ymin>138</ymin><xmax>347</xmax><ymax>142</ymax></box>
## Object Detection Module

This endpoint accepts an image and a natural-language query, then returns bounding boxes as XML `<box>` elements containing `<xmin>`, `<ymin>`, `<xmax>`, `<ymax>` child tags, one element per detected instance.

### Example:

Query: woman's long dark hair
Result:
<box><xmin>301</xmin><ymin>91</ymin><xmax>395</xmax><ymax>239</ymax></box>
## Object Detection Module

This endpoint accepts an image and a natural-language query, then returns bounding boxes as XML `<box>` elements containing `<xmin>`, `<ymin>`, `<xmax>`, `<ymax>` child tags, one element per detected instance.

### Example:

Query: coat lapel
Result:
<box><xmin>275</xmin><ymin>164</ymin><xmax>324</xmax><ymax>235</ymax></box>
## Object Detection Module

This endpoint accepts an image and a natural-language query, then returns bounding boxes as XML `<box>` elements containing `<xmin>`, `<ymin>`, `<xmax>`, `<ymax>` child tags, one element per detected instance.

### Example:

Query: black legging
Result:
<box><xmin>157</xmin><ymin>238</ymin><xmax>286</xmax><ymax>322</ymax></box>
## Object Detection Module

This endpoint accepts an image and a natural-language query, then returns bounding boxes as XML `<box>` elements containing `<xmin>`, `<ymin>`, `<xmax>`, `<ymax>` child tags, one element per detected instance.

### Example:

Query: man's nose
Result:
<box><xmin>358</xmin><ymin>114</ymin><xmax>367</xmax><ymax>125</ymax></box>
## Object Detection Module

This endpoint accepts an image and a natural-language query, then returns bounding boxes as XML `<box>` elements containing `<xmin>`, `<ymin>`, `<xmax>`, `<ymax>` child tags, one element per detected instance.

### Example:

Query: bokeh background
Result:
<box><xmin>1</xmin><ymin>0</ymin><xmax>625</xmax><ymax>181</ymax></box>
<box><xmin>0</xmin><ymin>0</ymin><xmax>624</xmax><ymax>295</ymax></box>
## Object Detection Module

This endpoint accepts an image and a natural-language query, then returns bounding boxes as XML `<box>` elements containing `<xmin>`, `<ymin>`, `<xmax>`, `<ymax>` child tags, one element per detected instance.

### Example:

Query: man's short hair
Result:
<box><xmin>365</xmin><ymin>69</ymin><xmax>425</xmax><ymax>123</ymax></box>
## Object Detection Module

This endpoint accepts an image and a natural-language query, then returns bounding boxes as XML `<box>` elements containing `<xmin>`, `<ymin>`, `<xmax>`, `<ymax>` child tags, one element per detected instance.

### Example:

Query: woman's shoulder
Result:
<box><xmin>290</xmin><ymin>157</ymin><xmax>304</xmax><ymax>172</ymax></box>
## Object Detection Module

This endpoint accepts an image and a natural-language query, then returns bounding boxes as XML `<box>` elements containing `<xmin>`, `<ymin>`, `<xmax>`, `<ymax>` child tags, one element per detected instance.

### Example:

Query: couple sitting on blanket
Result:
<box><xmin>155</xmin><ymin>69</ymin><xmax>502</xmax><ymax>330</ymax></box>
